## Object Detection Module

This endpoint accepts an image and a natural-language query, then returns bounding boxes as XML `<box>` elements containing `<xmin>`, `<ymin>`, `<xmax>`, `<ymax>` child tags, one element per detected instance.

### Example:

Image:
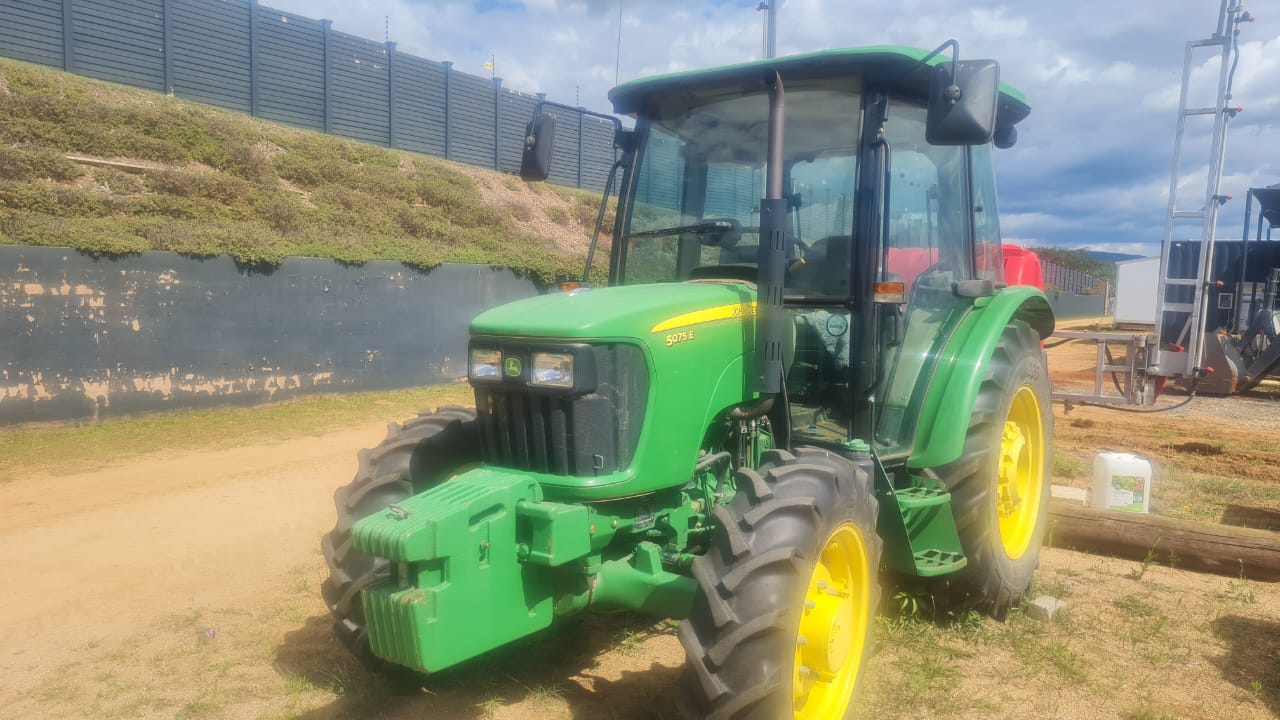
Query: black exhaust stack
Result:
<box><xmin>754</xmin><ymin>71</ymin><xmax>787</xmax><ymax>395</ymax></box>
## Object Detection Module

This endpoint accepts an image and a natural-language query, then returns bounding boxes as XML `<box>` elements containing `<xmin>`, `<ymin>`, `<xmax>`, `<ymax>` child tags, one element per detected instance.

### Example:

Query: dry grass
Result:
<box><xmin>0</xmin><ymin>383</ymin><xmax>471</xmax><ymax>478</ymax></box>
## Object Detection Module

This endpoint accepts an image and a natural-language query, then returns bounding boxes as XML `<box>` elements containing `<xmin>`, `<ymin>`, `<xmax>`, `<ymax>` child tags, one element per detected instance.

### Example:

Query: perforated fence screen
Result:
<box><xmin>0</xmin><ymin>0</ymin><xmax>618</xmax><ymax>191</ymax></box>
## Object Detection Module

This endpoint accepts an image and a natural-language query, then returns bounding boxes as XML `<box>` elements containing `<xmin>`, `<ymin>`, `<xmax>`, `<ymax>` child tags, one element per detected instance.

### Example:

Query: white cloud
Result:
<box><xmin>968</xmin><ymin>8</ymin><xmax>1029</xmax><ymax>41</ymax></box>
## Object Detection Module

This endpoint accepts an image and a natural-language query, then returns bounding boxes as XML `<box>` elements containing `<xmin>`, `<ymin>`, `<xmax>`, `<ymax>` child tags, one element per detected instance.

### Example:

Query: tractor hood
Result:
<box><xmin>470</xmin><ymin>281</ymin><xmax>756</xmax><ymax>340</ymax></box>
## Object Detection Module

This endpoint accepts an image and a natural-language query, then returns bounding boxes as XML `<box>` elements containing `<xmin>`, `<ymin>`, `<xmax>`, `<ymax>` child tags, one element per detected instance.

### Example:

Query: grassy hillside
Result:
<box><xmin>0</xmin><ymin>57</ymin><xmax>610</xmax><ymax>282</ymax></box>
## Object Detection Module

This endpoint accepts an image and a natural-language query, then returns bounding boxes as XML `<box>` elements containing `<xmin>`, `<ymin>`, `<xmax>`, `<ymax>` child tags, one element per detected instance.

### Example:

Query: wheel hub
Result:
<box><xmin>799</xmin><ymin>580</ymin><xmax>853</xmax><ymax>676</ymax></box>
<box><xmin>995</xmin><ymin>385</ymin><xmax>1044</xmax><ymax>560</ymax></box>
<box><xmin>793</xmin><ymin>524</ymin><xmax>869</xmax><ymax>720</ymax></box>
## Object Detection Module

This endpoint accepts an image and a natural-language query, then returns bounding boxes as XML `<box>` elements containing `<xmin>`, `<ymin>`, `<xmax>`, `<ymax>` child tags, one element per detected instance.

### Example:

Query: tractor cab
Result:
<box><xmin>596</xmin><ymin>48</ymin><xmax>1034</xmax><ymax>458</ymax></box>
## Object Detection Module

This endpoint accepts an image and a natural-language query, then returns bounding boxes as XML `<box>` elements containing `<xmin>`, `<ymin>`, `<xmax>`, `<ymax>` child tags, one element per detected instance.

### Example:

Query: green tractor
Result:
<box><xmin>321</xmin><ymin>44</ymin><xmax>1053</xmax><ymax>719</ymax></box>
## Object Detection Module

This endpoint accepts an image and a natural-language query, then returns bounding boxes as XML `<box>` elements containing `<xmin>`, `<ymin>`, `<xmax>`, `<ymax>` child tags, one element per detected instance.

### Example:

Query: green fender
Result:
<box><xmin>906</xmin><ymin>286</ymin><xmax>1054</xmax><ymax>470</ymax></box>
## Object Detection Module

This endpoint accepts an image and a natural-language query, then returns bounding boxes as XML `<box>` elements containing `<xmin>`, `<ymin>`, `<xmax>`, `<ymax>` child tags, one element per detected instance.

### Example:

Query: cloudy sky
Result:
<box><xmin>265</xmin><ymin>0</ymin><xmax>1279</xmax><ymax>257</ymax></box>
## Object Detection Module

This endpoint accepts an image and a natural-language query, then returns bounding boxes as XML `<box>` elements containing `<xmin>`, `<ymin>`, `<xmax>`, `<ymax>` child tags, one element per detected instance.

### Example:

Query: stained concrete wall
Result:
<box><xmin>0</xmin><ymin>246</ymin><xmax>538</xmax><ymax>423</ymax></box>
<box><xmin>1047</xmin><ymin>292</ymin><xmax>1108</xmax><ymax>320</ymax></box>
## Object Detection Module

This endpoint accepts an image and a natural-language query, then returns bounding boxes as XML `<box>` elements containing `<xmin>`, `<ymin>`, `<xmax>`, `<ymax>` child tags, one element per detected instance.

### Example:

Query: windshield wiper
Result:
<box><xmin>624</xmin><ymin>220</ymin><xmax>740</xmax><ymax>240</ymax></box>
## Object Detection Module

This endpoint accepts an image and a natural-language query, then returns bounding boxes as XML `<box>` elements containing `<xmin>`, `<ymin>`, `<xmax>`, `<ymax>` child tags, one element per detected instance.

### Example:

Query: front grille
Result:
<box><xmin>474</xmin><ymin>344</ymin><xmax>647</xmax><ymax>477</ymax></box>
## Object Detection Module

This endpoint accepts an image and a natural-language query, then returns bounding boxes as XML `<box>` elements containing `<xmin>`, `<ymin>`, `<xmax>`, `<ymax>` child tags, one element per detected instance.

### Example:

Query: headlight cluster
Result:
<box><xmin>469</xmin><ymin>349</ymin><xmax>503</xmax><ymax>380</ymax></box>
<box><xmin>531</xmin><ymin>352</ymin><xmax>574</xmax><ymax>388</ymax></box>
<box><xmin>470</xmin><ymin>348</ymin><xmax>576</xmax><ymax>389</ymax></box>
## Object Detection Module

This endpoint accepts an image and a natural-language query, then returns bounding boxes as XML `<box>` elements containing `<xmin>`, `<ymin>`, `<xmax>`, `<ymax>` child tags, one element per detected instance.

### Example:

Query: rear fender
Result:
<box><xmin>907</xmin><ymin>286</ymin><xmax>1053</xmax><ymax>469</ymax></box>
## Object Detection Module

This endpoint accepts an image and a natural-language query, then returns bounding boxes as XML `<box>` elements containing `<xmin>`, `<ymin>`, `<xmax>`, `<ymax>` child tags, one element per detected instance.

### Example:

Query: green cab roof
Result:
<box><xmin>609</xmin><ymin>45</ymin><xmax>1030</xmax><ymax>127</ymax></box>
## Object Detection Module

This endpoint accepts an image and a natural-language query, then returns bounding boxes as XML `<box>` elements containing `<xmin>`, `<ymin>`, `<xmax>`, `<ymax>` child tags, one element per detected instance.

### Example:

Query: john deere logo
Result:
<box><xmin>503</xmin><ymin>356</ymin><xmax>522</xmax><ymax>377</ymax></box>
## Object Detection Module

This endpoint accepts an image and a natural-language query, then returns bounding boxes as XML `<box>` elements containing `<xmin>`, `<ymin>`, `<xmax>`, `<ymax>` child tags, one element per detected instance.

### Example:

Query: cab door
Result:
<box><xmin>873</xmin><ymin>100</ymin><xmax>974</xmax><ymax>457</ymax></box>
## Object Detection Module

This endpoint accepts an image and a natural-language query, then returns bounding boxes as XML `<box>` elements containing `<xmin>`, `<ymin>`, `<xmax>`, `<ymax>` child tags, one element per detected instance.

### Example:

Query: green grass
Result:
<box><xmin>0</xmin><ymin>57</ymin><xmax>604</xmax><ymax>282</ymax></box>
<box><xmin>0</xmin><ymin>383</ymin><xmax>471</xmax><ymax>477</ymax></box>
<box><xmin>1053</xmin><ymin>453</ymin><xmax>1086</xmax><ymax>479</ymax></box>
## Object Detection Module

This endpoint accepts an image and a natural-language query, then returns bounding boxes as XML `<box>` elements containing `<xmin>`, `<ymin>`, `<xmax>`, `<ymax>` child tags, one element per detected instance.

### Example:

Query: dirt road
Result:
<box><xmin>2</xmin><ymin>389</ymin><xmax>1278</xmax><ymax>718</ymax></box>
<box><xmin>0</xmin><ymin>422</ymin><xmax>690</xmax><ymax>720</ymax></box>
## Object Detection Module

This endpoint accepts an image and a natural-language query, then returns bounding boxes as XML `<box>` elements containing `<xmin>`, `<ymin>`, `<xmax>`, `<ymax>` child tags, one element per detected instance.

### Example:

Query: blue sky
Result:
<box><xmin>263</xmin><ymin>0</ymin><xmax>1280</xmax><ymax>257</ymax></box>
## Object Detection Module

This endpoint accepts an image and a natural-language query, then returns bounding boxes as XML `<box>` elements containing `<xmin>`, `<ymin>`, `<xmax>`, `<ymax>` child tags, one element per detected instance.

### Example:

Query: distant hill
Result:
<box><xmin>1089</xmin><ymin>251</ymin><xmax>1147</xmax><ymax>264</ymax></box>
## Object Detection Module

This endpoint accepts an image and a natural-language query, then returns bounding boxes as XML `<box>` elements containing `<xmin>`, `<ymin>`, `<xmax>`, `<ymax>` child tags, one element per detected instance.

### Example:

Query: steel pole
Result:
<box><xmin>765</xmin><ymin>2</ymin><xmax>777</xmax><ymax>58</ymax></box>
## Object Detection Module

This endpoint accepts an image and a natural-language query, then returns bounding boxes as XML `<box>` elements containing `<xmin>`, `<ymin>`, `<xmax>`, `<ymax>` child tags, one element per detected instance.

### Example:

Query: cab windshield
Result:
<box><xmin>620</xmin><ymin>81</ymin><xmax>862</xmax><ymax>298</ymax></box>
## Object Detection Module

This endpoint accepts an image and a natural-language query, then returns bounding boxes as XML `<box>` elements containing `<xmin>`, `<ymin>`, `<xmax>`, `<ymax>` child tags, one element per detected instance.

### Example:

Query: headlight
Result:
<box><xmin>531</xmin><ymin>352</ymin><xmax>574</xmax><ymax>388</ymax></box>
<box><xmin>469</xmin><ymin>348</ymin><xmax>502</xmax><ymax>381</ymax></box>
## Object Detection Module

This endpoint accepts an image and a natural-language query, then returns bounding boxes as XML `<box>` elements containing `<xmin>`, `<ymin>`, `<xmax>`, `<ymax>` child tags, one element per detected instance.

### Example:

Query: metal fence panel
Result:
<box><xmin>580</xmin><ymin>117</ymin><xmax>616</xmax><ymax>193</ymax></box>
<box><xmin>170</xmin><ymin>0</ymin><xmax>251</xmax><ymax>112</ymax></box>
<box><xmin>254</xmin><ymin>5</ymin><xmax>324</xmax><ymax>130</ymax></box>
<box><xmin>71</xmin><ymin>0</ymin><xmax>165</xmax><ymax>91</ymax></box>
<box><xmin>328</xmin><ymin>31</ymin><xmax>389</xmax><ymax>146</ymax></box>
<box><xmin>447</xmin><ymin>69</ymin><xmax>496</xmax><ymax>168</ymax></box>
<box><xmin>498</xmin><ymin>89</ymin><xmax>536</xmax><ymax>174</ymax></box>
<box><xmin>0</xmin><ymin>0</ymin><xmax>63</xmax><ymax>67</ymax></box>
<box><xmin>392</xmin><ymin>54</ymin><xmax>446</xmax><ymax>157</ymax></box>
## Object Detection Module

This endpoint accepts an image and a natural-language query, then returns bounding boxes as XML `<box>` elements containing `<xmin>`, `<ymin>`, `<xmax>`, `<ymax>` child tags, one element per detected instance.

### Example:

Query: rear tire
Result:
<box><xmin>320</xmin><ymin>406</ymin><xmax>481</xmax><ymax>660</ymax></box>
<box><xmin>934</xmin><ymin>321</ymin><xmax>1052</xmax><ymax>617</ymax></box>
<box><xmin>677</xmin><ymin>448</ymin><xmax>881</xmax><ymax>720</ymax></box>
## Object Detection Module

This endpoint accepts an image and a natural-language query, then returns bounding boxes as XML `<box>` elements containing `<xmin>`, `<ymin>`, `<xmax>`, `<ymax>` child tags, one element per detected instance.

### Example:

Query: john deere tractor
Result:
<box><xmin>321</xmin><ymin>44</ymin><xmax>1053</xmax><ymax>719</ymax></box>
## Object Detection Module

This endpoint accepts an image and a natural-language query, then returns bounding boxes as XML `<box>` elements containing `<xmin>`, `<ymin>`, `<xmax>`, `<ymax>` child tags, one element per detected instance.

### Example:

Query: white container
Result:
<box><xmin>1091</xmin><ymin>452</ymin><xmax>1153</xmax><ymax>513</ymax></box>
<box><xmin>1114</xmin><ymin>257</ymin><xmax>1160</xmax><ymax>325</ymax></box>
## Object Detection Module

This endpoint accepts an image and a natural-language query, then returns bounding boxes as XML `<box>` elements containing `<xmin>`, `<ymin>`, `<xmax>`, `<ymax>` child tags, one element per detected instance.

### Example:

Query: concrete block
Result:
<box><xmin>1027</xmin><ymin>595</ymin><xmax>1066</xmax><ymax>622</ymax></box>
<box><xmin>1050</xmin><ymin>484</ymin><xmax>1088</xmax><ymax>505</ymax></box>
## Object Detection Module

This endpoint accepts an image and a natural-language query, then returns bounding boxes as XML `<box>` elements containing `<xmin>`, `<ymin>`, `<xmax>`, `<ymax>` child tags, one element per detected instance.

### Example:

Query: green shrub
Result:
<box><xmin>0</xmin><ymin>146</ymin><xmax>84</xmax><ymax>181</ymax></box>
<box><xmin>0</xmin><ymin>182</ymin><xmax>109</xmax><ymax>216</ymax></box>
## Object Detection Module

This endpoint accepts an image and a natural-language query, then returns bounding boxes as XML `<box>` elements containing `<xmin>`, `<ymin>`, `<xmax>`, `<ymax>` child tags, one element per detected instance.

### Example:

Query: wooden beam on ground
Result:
<box><xmin>64</xmin><ymin>155</ymin><xmax>155</xmax><ymax>174</ymax></box>
<box><xmin>1046</xmin><ymin>499</ymin><xmax>1280</xmax><ymax>582</ymax></box>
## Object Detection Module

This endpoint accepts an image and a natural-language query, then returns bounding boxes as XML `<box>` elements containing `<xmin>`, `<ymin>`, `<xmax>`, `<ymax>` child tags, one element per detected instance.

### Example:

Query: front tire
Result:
<box><xmin>320</xmin><ymin>406</ymin><xmax>481</xmax><ymax>659</ymax></box>
<box><xmin>935</xmin><ymin>321</ymin><xmax>1052</xmax><ymax>617</ymax></box>
<box><xmin>677</xmin><ymin>448</ymin><xmax>881</xmax><ymax>720</ymax></box>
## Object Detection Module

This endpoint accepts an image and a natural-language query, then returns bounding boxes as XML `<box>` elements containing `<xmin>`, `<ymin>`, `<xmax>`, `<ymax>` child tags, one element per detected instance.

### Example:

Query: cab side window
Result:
<box><xmin>971</xmin><ymin>142</ymin><xmax>1004</xmax><ymax>282</ymax></box>
<box><xmin>875</xmin><ymin>101</ymin><xmax>971</xmax><ymax>454</ymax></box>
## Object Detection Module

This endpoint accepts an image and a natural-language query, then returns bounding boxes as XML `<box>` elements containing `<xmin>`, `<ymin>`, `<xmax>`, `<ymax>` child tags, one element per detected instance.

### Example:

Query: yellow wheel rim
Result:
<box><xmin>793</xmin><ymin>523</ymin><xmax>870</xmax><ymax>720</ymax></box>
<box><xmin>996</xmin><ymin>385</ymin><xmax>1045</xmax><ymax>560</ymax></box>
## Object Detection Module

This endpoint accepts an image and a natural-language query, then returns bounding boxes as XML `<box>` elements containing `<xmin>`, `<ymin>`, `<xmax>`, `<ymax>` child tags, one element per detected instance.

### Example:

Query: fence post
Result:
<box><xmin>386</xmin><ymin>41</ymin><xmax>398</xmax><ymax>147</ymax></box>
<box><xmin>161</xmin><ymin>0</ymin><xmax>174</xmax><ymax>94</ymax></box>
<box><xmin>492</xmin><ymin>77</ymin><xmax>502</xmax><ymax>170</ymax></box>
<box><xmin>576</xmin><ymin>109</ymin><xmax>584</xmax><ymax>189</ymax></box>
<box><xmin>248</xmin><ymin>0</ymin><xmax>259</xmax><ymax>116</ymax></box>
<box><xmin>61</xmin><ymin>0</ymin><xmax>75</xmax><ymax>72</ymax></box>
<box><xmin>321</xmin><ymin>19</ymin><xmax>332</xmax><ymax>133</ymax></box>
<box><xmin>442</xmin><ymin>60</ymin><xmax>452</xmax><ymax>161</ymax></box>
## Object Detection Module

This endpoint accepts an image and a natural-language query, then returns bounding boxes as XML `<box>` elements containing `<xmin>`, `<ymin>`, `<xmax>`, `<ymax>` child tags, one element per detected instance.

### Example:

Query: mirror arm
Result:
<box><xmin>533</xmin><ymin>99</ymin><xmax>624</xmax><ymax>134</ymax></box>
<box><xmin>916</xmin><ymin>39</ymin><xmax>961</xmax><ymax>104</ymax></box>
<box><xmin>583</xmin><ymin>158</ymin><xmax>626</xmax><ymax>284</ymax></box>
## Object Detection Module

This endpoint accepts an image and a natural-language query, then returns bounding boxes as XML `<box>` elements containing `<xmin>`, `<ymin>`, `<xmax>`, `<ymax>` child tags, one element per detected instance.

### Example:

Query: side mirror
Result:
<box><xmin>520</xmin><ymin>114</ymin><xmax>556</xmax><ymax>181</ymax></box>
<box><xmin>925</xmin><ymin>59</ymin><xmax>1000</xmax><ymax>146</ymax></box>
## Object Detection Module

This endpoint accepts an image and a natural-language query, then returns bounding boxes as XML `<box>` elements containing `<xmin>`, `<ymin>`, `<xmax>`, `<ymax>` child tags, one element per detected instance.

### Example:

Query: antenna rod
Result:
<box><xmin>615</xmin><ymin>0</ymin><xmax>623</xmax><ymax>86</ymax></box>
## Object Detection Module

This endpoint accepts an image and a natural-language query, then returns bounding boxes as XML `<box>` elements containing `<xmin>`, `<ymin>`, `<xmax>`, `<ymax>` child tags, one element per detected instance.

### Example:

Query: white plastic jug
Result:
<box><xmin>1091</xmin><ymin>452</ymin><xmax>1152</xmax><ymax>513</ymax></box>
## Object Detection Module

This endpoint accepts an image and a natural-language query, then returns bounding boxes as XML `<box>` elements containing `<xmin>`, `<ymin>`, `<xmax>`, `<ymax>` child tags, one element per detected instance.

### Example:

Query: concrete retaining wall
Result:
<box><xmin>0</xmin><ymin>246</ymin><xmax>537</xmax><ymax>423</ymax></box>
